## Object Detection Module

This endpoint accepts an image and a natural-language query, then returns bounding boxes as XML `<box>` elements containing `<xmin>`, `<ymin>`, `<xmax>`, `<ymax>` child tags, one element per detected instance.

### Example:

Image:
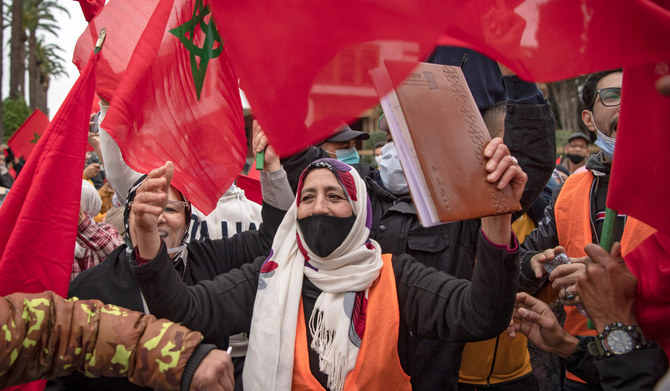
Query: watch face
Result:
<box><xmin>605</xmin><ymin>329</ymin><xmax>634</xmax><ymax>354</ymax></box>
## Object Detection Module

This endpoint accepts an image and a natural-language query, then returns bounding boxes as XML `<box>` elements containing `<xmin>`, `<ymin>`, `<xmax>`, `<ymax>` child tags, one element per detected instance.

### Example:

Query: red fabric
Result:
<box><xmin>624</xmin><ymin>232</ymin><xmax>670</xmax><ymax>357</ymax></box>
<box><xmin>208</xmin><ymin>0</ymin><xmax>670</xmax><ymax>156</ymax></box>
<box><xmin>235</xmin><ymin>174</ymin><xmax>261</xmax><ymax>205</ymax></box>
<box><xmin>74</xmin><ymin>0</ymin><xmax>246</xmax><ymax>215</ymax></box>
<box><xmin>608</xmin><ymin>63</ymin><xmax>670</xmax><ymax>236</ymax></box>
<box><xmin>74</xmin><ymin>0</ymin><xmax>105</xmax><ymax>22</ymax></box>
<box><xmin>0</xmin><ymin>52</ymin><xmax>98</xmax><ymax>391</ymax></box>
<box><xmin>7</xmin><ymin>109</ymin><xmax>49</xmax><ymax>160</ymax></box>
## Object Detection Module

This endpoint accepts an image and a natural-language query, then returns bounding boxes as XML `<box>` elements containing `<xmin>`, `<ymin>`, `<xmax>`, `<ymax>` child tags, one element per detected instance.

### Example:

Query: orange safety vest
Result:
<box><xmin>292</xmin><ymin>254</ymin><xmax>412</xmax><ymax>391</ymax></box>
<box><xmin>554</xmin><ymin>171</ymin><xmax>656</xmax><ymax>383</ymax></box>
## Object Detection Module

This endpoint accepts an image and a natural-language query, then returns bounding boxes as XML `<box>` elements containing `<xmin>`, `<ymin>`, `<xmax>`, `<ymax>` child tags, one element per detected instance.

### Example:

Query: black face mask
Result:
<box><xmin>566</xmin><ymin>153</ymin><xmax>586</xmax><ymax>164</ymax></box>
<box><xmin>297</xmin><ymin>214</ymin><xmax>356</xmax><ymax>258</ymax></box>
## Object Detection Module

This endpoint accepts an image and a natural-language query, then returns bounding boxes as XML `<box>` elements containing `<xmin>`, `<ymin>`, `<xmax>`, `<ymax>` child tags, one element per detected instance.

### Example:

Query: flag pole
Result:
<box><xmin>600</xmin><ymin>207</ymin><xmax>618</xmax><ymax>252</ymax></box>
<box><xmin>94</xmin><ymin>27</ymin><xmax>107</xmax><ymax>54</ymax></box>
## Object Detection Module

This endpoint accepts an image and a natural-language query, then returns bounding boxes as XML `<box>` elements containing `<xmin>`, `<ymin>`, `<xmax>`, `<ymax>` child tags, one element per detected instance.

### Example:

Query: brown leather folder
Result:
<box><xmin>373</xmin><ymin>61</ymin><xmax>521</xmax><ymax>226</ymax></box>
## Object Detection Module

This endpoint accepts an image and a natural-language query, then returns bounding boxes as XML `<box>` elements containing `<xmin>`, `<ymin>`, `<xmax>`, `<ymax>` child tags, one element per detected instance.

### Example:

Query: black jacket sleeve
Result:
<box><xmin>186</xmin><ymin>202</ymin><xmax>286</xmax><ymax>274</ymax></box>
<box><xmin>594</xmin><ymin>344</ymin><xmax>669</xmax><ymax>391</ymax></box>
<box><xmin>503</xmin><ymin>76</ymin><xmax>556</xmax><ymax>219</ymax></box>
<box><xmin>132</xmin><ymin>243</ymin><xmax>263</xmax><ymax>340</ymax></box>
<box><xmin>564</xmin><ymin>336</ymin><xmax>669</xmax><ymax>391</ymax></box>
<box><xmin>394</xmin><ymin>230</ymin><xmax>519</xmax><ymax>342</ymax></box>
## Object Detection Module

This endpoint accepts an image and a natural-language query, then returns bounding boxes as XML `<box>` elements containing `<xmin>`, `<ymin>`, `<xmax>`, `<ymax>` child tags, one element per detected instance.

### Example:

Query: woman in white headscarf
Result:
<box><xmin>130</xmin><ymin>137</ymin><xmax>526</xmax><ymax>391</ymax></box>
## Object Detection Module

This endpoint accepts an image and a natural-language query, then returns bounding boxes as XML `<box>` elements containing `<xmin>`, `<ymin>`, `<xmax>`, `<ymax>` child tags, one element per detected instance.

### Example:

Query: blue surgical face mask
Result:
<box><xmin>334</xmin><ymin>147</ymin><xmax>360</xmax><ymax>165</ymax></box>
<box><xmin>592</xmin><ymin>120</ymin><xmax>616</xmax><ymax>160</ymax></box>
<box><xmin>378</xmin><ymin>142</ymin><xmax>409</xmax><ymax>195</ymax></box>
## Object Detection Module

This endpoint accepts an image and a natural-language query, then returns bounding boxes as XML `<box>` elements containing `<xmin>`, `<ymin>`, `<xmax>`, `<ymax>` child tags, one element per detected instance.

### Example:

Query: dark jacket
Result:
<box><xmin>131</xmin><ymin>230</ymin><xmax>520</xmax><ymax>390</ymax></box>
<box><xmin>54</xmin><ymin>203</ymin><xmax>286</xmax><ymax>391</ymax></box>
<box><xmin>281</xmin><ymin>77</ymin><xmax>555</xmax><ymax>389</ymax></box>
<box><xmin>565</xmin><ymin>336</ymin><xmax>669</xmax><ymax>391</ymax></box>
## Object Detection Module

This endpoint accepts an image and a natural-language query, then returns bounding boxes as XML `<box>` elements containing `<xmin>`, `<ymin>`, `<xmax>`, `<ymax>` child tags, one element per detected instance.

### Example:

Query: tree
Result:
<box><xmin>33</xmin><ymin>38</ymin><xmax>67</xmax><ymax>114</ymax></box>
<box><xmin>546</xmin><ymin>76</ymin><xmax>588</xmax><ymax>133</ymax></box>
<box><xmin>24</xmin><ymin>0</ymin><xmax>69</xmax><ymax>113</ymax></box>
<box><xmin>9</xmin><ymin>0</ymin><xmax>25</xmax><ymax>100</ymax></box>
<box><xmin>2</xmin><ymin>97</ymin><xmax>30</xmax><ymax>142</ymax></box>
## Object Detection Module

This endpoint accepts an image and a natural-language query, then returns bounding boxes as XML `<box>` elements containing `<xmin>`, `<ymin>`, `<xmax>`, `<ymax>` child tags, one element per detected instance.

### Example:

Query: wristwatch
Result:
<box><xmin>588</xmin><ymin>322</ymin><xmax>647</xmax><ymax>358</ymax></box>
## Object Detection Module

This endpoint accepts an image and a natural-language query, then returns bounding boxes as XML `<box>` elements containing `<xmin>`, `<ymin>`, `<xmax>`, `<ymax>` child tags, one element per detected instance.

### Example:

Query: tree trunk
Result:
<box><xmin>547</xmin><ymin>76</ymin><xmax>587</xmax><ymax>133</ymax></box>
<box><xmin>28</xmin><ymin>29</ymin><xmax>38</xmax><ymax>109</ymax></box>
<box><xmin>0</xmin><ymin>0</ymin><xmax>5</xmax><ymax>141</ymax></box>
<box><xmin>38</xmin><ymin>70</ymin><xmax>49</xmax><ymax>116</ymax></box>
<box><xmin>9</xmin><ymin>0</ymin><xmax>26</xmax><ymax>100</ymax></box>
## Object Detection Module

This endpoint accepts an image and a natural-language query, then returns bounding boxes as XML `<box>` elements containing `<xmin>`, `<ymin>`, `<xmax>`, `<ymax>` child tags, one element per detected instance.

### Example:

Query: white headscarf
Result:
<box><xmin>80</xmin><ymin>180</ymin><xmax>102</xmax><ymax>218</ymax></box>
<box><xmin>244</xmin><ymin>159</ymin><xmax>382</xmax><ymax>391</ymax></box>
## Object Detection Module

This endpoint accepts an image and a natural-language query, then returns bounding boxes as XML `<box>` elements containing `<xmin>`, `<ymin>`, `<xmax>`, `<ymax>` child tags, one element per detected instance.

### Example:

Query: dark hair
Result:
<box><xmin>581</xmin><ymin>69</ymin><xmax>622</xmax><ymax>110</ymax></box>
<box><xmin>374</xmin><ymin>141</ymin><xmax>385</xmax><ymax>150</ymax></box>
<box><xmin>482</xmin><ymin>100</ymin><xmax>507</xmax><ymax>139</ymax></box>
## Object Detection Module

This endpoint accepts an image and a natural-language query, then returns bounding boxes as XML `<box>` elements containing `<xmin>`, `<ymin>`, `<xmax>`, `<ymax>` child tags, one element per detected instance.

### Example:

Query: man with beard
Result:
<box><xmin>560</xmin><ymin>132</ymin><xmax>590</xmax><ymax>174</ymax></box>
<box><xmin>518</xmin><ymin>70</ymin><xmax>658</xmax><ymax>390</ymax></box>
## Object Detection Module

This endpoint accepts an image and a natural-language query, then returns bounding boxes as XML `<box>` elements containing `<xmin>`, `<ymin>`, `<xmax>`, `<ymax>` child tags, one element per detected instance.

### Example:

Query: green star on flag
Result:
<box><xmin>29</xmin><ymin>132</ymin><xmax>41</xmax><ymax>144</ymax></box>
<box><xmin>169</xmin><ymin>0</ymin><xmax>223</xmax><ymax>100</ymax></box>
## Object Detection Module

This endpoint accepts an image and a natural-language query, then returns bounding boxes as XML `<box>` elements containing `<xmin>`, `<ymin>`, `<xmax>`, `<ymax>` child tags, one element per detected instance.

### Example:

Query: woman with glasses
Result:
<box><xmin>55</xmin><ymin>157</ymin><xmax>293</xmax><ymax>391</ymax></box>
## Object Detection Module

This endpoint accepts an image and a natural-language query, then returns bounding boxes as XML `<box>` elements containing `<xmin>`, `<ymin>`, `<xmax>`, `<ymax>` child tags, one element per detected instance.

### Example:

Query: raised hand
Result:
<box><xmin>130</xmin><ymin>161</ymin><xmax>174</xmax><ymax>259</ymax></box>
<box><xmin>483</xmin><ymin>137</ymin><xmax>527</xmax><ymax>203</ymax></box>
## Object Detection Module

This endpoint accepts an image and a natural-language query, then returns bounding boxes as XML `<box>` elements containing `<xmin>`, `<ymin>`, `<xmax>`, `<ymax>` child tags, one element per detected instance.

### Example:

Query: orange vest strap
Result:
<box><xmin>555</xmin><ymin>171</ymin><xmax>656</xmax><ymax>383</ymax></box>
<box><xmin>292</xmin><ymin>254</ymin><xmax>411</xmax><ymax>391</ymax></box>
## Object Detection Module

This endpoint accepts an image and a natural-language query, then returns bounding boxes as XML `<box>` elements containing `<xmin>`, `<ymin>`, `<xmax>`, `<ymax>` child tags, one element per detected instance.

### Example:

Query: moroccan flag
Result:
<box><xmin>7</xmin><ymin>109</ymin><xmax>49</xmax><ymax>161</ymax></box>
<box><xmin>608</xmin><ymin>63</ymin><xmax>670</xmax><ymax>236</ymax></box>
<box><xmin>74</xmin><ymin>0</ymin><xmax>105</xmax><ymax>22</ymax></box>
<box><xmin>74</xmin><ymin>0</ymin><xmax>246</xmax><ymax>214</ymax></box>
<box><xmin>207</xmin><ymin>0</ymin><xmax>670</xmax><ymax>156</ymax></box>
<box><xmin>0</xmin><ymin>49</ymin><xmax>98</xmax><ymax>391</ymax></box>
<box><xmin>623</xmin><ymin>231</ymin><xmax>670</xmax><ymax>356</ymax></box>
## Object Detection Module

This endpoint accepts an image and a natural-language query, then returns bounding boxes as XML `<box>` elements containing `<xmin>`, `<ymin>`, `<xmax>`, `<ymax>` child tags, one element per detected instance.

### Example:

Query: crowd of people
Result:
<box><xmin>1</xmin><ymin>47</ymin><xmax>669</xmax><ymax>391</ymax></box>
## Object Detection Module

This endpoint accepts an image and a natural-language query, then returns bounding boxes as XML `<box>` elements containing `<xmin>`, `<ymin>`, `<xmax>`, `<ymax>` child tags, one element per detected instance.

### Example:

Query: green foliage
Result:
<box><xmin>3</xmin><ymin>97</ymin><xmax>31</xmax><ymax>142</ymax></box>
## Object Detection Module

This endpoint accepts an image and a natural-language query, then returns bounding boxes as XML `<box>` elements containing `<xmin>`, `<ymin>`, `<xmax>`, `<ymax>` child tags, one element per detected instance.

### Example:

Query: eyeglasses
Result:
<box><xmin>592</xmin><ymin>87</ymin><xmax>621</xmax><ymax>108</ymax></box>
<box><xmin>163</xmin><ymin>200</ymin><xmax>188</xmax><ymax>217</ymax></box>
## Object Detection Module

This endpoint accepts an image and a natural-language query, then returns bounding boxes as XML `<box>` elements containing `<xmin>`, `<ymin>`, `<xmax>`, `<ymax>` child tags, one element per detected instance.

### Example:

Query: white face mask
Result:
<box><xmin>374</xmin><ymin>155</ymin><xmax>382</xmax><ymax>165</ymax></box>
<box><xmin>592</xmin><ymin>117</ymin><xmax>616</xmax><ymax>160</ymax></box>
<box><xmin>378</xmin><ymin>142</ymin><xmax>409</xmax><ymax>195</ymax></box>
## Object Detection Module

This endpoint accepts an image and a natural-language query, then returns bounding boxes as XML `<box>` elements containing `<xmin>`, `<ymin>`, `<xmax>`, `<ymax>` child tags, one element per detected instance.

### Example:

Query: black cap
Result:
<box><xmin>324</xmin><ymin>124</ymin><xmax>370</xmax><ymax>143</ymax></box>
<box><xmin>568</xmin><ymin>132</ymin><xmax>590</xmax><ymax>144</ymax></box>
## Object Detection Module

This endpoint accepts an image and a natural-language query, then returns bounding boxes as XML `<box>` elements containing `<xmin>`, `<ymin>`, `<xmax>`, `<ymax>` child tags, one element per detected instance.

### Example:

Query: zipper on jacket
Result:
<box><xmin>486</xmin><ymin>335</ymin><xmax>501</xmax><ymax>386</ymax></box>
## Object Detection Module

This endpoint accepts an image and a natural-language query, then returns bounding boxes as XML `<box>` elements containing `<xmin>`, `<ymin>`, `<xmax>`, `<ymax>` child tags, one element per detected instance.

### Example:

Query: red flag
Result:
<box><xmin>0</xmin><ymin>51</ymin><xmax>98</xmax><ymax>296</ymax></box>
<box><xmin>7</xmin><ymin>109</ymin><xmax>49</xmax><ymax>160</ymax></box>
<box><xmin>608</xmin><ymin>63</ymin><xmax>670</xmax><ymax>236</ymax></box>
<box><xmin>74</xmin><ymin>0</ymin><xmax>105</xmax><ymax>22</ymax></box>
<box><xmin>0</xmin><ymin>50</ymin><xmax>98</xmax><ymax>391</ymax></box>
<box><xmin>624</xmin><ymin>231</ymin><xmax>670</xmax><ymax>356</ymax></box>
<box><xmin>74</xmin><ymin>0</ymin><xmax>246</xmax><ymax>214</ymax></box>
<box><xmin>208</xmin><ymin>0</ymin><xmax>670</xmax><ymax>156</ymax></box>
<box><xmin>236</xmin><ymin>170</ymin><xmax>261</xmax><ymax>205</ymax></box>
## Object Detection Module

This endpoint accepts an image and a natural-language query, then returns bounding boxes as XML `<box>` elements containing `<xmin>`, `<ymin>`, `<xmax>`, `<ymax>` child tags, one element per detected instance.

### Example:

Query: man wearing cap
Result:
<box><xmin>560</xmin><ymin>132</ymin><xmax>590</xmax><ymax>174</ymax></box>
<box><xmin>318</xmin><ymin>124</ymin><xmax>370</xmax><ymax>165</ymax></box>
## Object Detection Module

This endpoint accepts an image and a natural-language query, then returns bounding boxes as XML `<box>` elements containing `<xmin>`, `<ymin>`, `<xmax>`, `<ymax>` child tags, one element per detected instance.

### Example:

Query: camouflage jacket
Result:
<box><xmin>0</xmin><ymin>291</ymin><xmax>203</xmax><ymax>390</ymax></box>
